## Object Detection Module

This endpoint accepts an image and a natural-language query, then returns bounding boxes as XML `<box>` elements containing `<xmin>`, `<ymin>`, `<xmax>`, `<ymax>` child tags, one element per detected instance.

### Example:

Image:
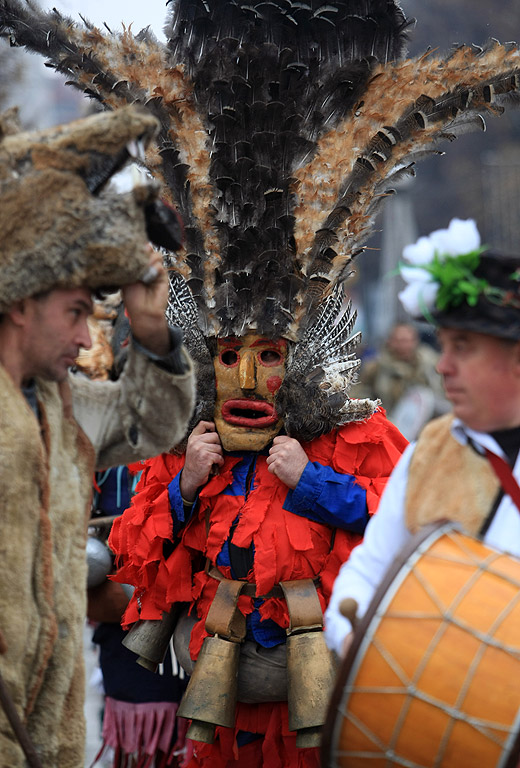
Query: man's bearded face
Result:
<box><xmin>213</xmin><ymin>333</ymin><xmax>287</xmax><ymax>451</ymax></box>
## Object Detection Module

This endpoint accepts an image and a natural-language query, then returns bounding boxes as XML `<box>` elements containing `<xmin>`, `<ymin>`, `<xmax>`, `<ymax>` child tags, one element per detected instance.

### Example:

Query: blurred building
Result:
<box><xmin>372</xmin><ymin>177</ymin><xmax>419</xmax><ymax>343</ymax></box>
<box><xmin>353</xmin><ymin>176</ymin><xmax>421</xmax><ymax>350</ymax></box>
<box><xmin>1</xmin><ymin>39</ymin><xmax>84</xmax><ymax>129</ymax></box>
<box><xmin>481</xmin><ymin>149</ymin><xmax>520</xmax><ymax>256</ymax></box>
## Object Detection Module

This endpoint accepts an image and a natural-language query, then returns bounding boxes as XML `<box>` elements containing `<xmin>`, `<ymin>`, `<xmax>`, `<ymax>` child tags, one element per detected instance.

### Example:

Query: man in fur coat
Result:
<box><xmin>0</xmin><ymin>105</ymin><xmax>195</xmax><ymax>768</ymax></box>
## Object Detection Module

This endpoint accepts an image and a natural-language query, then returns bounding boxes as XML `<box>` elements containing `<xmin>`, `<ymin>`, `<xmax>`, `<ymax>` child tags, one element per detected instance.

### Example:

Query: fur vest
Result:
<box><xmin>0</xmin><ymin>366</ymin><xmax>94</xmax><ymax>767</ymax></box>
<box><xmin>0</xmin><ymin>345</ymin><xmax>195</xmax><ymax>767</ymax></box>
<box><xmin>405</xmin><ymin>414</ymin><xmax>500</xmax><ymax>536</ymax></box>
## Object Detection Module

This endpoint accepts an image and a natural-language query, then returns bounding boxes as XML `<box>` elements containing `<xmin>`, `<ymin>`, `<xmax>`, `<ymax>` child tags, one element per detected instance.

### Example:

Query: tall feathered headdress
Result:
<box><xmin>2</xmin><ymin>0</ymin><xmax>520</xmax><ymax>440</ymax></box>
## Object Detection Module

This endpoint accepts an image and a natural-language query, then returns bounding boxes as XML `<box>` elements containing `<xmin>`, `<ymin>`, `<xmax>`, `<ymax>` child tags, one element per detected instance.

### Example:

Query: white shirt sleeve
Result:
<box><xmin>324</xmin><ymin>442</ymin><xmax>416</xmax><ymax>656</ymax></box>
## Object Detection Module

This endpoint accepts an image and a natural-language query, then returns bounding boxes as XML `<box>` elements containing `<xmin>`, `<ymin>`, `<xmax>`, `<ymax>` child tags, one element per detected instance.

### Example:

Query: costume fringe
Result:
<box><xmin>185</xmin><ymin>702</ymin><xmax>319</xmax><ymax>767</ymax></box>
<box><xmin>91</xmin><ymin>698</ymin><xmax>193</xmax><ymax>768</ymax></box>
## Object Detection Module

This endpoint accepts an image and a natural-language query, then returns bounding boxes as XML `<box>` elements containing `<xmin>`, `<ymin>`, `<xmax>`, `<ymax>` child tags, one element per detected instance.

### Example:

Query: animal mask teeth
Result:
<box><xmin>126</xmin><ymin>139</ymin><xmax>146</xmax><ymax>162</ymax></box>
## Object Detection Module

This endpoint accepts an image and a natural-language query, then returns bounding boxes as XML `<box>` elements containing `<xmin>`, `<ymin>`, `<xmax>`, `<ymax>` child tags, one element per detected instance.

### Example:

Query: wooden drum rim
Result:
<box><xmin>321</xmin><ymin>519</ymin><xmax>462</xmax><ymax>767</ymax></box>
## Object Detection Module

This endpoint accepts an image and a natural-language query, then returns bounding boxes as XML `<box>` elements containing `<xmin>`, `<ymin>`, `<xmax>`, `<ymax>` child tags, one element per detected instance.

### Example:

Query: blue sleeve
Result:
<box><xmin>283</xmin><ymin>461</ymin><xmax>368</xmax><ymax>532</ymax></box>
<box><xmin>167</xmin><ymin>473</ymin><xmax>196</xmax><ymax>536</ymax></box>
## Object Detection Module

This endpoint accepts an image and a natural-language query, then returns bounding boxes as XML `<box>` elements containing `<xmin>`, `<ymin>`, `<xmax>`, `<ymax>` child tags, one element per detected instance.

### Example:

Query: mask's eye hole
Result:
<box><xmin>259</xmin><ymin>350</ymin><xmax>283</xmax><ymax>365</ymax></box>
<box><xmin>220</xmin><ymin>350</ymin><xmax>239</xmax><ymax>367</ymax></box>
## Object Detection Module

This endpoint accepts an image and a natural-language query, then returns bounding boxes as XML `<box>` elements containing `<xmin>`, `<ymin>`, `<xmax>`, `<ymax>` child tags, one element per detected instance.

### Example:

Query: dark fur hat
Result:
<box><xmin>433</xmin><ymin>253</ymin><xmax>520</xmax><ymax>341</ymax></box>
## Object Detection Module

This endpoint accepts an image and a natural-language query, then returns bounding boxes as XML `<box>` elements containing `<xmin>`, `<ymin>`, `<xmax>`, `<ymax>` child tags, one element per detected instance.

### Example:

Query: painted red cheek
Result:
<box><xmin>266</xmin><ymin>375</ymin><xmax>282</xmax><ymax>394</ymax></box>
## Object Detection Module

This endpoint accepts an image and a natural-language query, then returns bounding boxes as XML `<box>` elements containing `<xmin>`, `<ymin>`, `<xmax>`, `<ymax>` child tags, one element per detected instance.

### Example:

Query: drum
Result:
<box><xmin>322</xmin><ymin>522</ymin><xmax>520</xmax><ymax>768</ymax></box>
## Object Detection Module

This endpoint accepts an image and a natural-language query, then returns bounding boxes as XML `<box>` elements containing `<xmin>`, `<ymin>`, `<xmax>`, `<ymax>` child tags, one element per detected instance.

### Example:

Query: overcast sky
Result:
<box><xmin>1</xmin><ymin>1</ymin><xmax>173</xmax><ymax>127</ymax></box>
<box><xmin>40</xmin><ymin>0</ymin><xmax>169</xmax><ymax>41</ymax></box>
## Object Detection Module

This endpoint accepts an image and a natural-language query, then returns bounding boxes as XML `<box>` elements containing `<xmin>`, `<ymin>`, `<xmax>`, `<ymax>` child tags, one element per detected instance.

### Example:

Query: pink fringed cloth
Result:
<box><xmin>91</xmin><ymin>698</ymin><xmax>193</xmax><ymax>768</ymax></box>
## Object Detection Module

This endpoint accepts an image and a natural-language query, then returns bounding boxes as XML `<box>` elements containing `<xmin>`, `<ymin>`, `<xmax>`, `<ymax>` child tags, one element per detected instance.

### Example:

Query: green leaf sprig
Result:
<box><xmin>423</xmin><ymin>246</ymin><xmax>489</xmax><ymax>310</ymax></box>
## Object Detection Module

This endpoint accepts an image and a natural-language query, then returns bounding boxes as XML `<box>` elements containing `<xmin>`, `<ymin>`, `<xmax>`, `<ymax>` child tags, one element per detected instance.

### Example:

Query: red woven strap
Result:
<box><xmin>484</xmin><ymin>448</ymin><xmax>520</xmax><ymax>512</ymax></box>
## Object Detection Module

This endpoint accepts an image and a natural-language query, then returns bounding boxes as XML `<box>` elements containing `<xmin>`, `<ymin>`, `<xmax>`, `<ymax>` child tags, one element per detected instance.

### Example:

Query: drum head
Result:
<box><xmin>322</xmin><ymin>521</ymin><xmax>520</xmax><ymax>768</ymax></box>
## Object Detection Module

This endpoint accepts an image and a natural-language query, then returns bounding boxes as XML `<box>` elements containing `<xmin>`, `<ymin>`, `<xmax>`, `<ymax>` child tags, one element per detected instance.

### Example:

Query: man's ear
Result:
<box><xmin>512</xmin><ymin>340</ymin><xmax>520</xmax><ymax>375</ymax></box>
<box><xmin>7</xmin><ymin>298</ymin><xmax>30</xmax><ymax>327</ymax></box>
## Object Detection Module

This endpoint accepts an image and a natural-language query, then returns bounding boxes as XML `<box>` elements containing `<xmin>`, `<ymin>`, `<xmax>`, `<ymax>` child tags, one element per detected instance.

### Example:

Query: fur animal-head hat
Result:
<box><xmin>0</xmin><ymin>104</ymin><xmax>183</xmax><ymax>311</ymax></box>
<box><xmin>3</xmin><ymin>0</ymin><xmax>520</xmax><ymax>440</ymax></box>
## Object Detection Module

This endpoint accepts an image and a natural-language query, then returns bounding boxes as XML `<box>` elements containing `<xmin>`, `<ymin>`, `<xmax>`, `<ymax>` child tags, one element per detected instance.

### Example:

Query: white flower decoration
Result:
<box><xmin>402</xmin><ymin>235</ymin><xmax>435</xmax><ymax>266</ymax></box>
<box><xmin>428</xmin><ymin>218</ymin><xmax>480</xmax><ymax>258</ymax></box>
<box><xmin>398</xmin><ymin>218</ymin><xmax>481</xmax><ymax>317</ymax></box>
<box><xmin>398</xmin><ymin>280</ymin><xmax>439</xmax><ymax>317</ymax></box>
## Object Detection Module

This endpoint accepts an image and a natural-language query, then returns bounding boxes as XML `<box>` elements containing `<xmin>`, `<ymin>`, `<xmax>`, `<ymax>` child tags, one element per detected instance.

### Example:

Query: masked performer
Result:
<box><xmin>4</xmin><ymin>1</ymin><xmax>520</xmax><ymax>766</ymax></box>
<box><xmin>110</xmin><ymin>338</ymin><xmax>407</xmax><ymax>768</ymax></box>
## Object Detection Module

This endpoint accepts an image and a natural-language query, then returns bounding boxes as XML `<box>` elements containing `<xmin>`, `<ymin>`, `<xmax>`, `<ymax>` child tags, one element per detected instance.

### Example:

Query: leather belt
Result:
<box><xmin>207</xmin><ymin>565</ymin><xmax>284</xmax><ymax>599</ymax></box>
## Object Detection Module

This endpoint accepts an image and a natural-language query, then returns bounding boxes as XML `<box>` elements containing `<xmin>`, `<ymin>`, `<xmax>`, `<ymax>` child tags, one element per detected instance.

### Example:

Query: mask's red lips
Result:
<box><xmin>221</xmin><ymin>399</ymin><xmax>279</xmax><ymax>428</ymax></box>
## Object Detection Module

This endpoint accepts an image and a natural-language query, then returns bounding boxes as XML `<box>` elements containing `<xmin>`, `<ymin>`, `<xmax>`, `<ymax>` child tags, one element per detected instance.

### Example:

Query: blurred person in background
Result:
<box><xmin>352</xmin><ymin>322</ymin><xmax>449</xmax><ymax>440</ymax></box>
<box><xmin>84</xmin><ymin>304</ymin><xmax>191</xmax><ymax>768</ymax></box>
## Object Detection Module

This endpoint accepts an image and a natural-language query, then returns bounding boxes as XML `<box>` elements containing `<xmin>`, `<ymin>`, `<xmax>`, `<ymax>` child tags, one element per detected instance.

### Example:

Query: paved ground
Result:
<box><xmin>83</xmin><ymin>622</ymin><xmax>111</xmax><ymax>768</ymax></box>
